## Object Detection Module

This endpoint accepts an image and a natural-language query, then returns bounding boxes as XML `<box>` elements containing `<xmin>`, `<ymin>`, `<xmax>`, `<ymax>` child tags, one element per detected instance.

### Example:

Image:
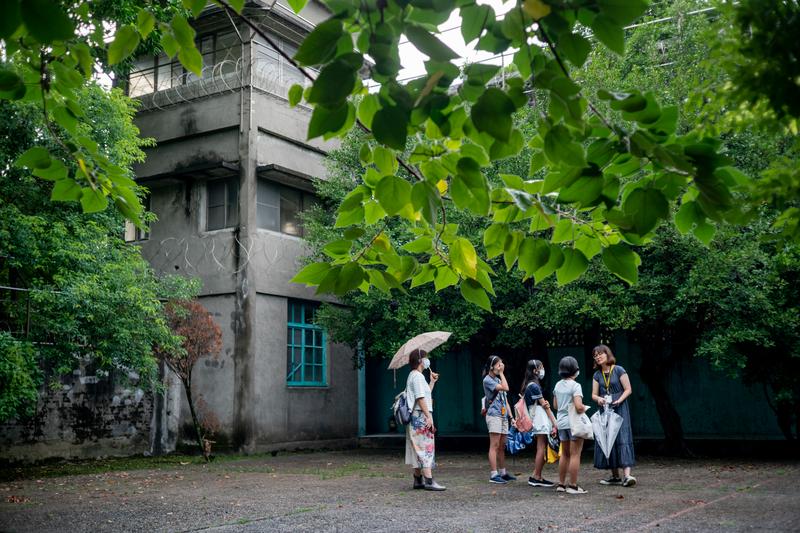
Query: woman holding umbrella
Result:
<box><xmin>591</xmin><ymin>345</ymin><xmax>637</xmax><ymax>487</ymax></box>
<box><xmin>404</xmin><ymin>348</ymin><xmax>446</xmax><ymax>491</ymax></box>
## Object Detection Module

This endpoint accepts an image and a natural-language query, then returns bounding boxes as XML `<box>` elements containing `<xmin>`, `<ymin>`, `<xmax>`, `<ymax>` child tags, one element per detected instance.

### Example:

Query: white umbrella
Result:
<box><xmin>591</xmin><ymin>406</ymin><xmax>624</xmax><ymax>459</ymax></box>
<box><xmin>387</xmin><ymin>331</ymin><xmax>452</xmax><ymax>370</ymax></box>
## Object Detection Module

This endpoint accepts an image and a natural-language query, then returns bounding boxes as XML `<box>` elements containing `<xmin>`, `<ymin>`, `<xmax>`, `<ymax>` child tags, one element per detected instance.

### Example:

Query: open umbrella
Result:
<box><xmin>387</xmin><ymin>331</ymin><xmax>452</xmax><ymax>370</ymax></box>
<box><xmin>590</xmin><ymin>405</ymin><xmax>624</xmax><ymax>459</ymax></box>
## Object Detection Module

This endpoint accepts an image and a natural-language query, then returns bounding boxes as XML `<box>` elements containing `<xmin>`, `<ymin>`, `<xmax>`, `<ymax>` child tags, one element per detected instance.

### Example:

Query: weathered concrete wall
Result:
<box><xmin>253</xmin><ymin>294</ymin><xmax>358</xmax><ymax>448</ymax></box>
<box><xmin>0</xmin><ymin>366</ymin><xmax>152</xmax><ymax>462</ymax></box>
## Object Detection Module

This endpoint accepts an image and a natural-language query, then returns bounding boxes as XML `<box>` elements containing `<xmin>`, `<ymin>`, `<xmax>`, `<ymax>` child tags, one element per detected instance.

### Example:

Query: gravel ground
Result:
<box><xmin>1</xmin><ymin>449</ymin><xmax>798</xmax><ymax>532</ymax></box>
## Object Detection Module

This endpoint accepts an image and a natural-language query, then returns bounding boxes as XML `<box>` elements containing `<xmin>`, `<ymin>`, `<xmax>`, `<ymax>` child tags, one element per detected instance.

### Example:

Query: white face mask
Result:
<box><xmin>422</xmin><ymin>358</ymin><xmax>431</xmax><ymax>370</ymax></box>
<box><xmin>575</xmin><ymin>370</ymin><xmax>580</xmax><ymax>378</ymax></box>
<box><xmin>538</xmin><ymin>369</ymin><xmax>545</xmax><ymax>379</ymax></box>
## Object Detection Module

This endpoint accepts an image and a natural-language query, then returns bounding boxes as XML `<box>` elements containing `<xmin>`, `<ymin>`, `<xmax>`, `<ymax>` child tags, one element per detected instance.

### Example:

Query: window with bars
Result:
<box><xmin>286</xmin><ymin>300</ymin><xmax>327</xmax><ymax>387</ymax></box>
<box><xmin>206</xmin><ymin>178</ymin><xmax>239</xmax><ymax>231</ymax></box>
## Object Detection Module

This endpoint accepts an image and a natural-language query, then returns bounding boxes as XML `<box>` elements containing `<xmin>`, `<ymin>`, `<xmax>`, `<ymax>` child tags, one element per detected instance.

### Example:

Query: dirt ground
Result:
<box><xmin>1</xmin><ymin>449</ymin><xmax>798</xmax><ymax>532</ymax></box>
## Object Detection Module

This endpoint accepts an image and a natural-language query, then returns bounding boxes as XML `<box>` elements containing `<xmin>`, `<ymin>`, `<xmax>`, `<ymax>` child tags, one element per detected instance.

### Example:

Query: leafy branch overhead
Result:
<box><xmin>0</xmin><ymin>0</ymin><xmax>794</xmax><ymax>311</ymax></box>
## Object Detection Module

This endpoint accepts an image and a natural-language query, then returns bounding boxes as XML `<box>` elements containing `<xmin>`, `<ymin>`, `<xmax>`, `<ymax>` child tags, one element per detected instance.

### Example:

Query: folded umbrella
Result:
<box><xmin>590</xmin><ymin>405</ymin><xmax>624</xmax><ymax>459</ymax></box>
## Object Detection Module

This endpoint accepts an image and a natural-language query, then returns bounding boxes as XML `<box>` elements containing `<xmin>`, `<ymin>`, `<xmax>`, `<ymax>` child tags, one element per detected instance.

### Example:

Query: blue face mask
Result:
<box><xmin>422</xmin><ymin>358</ymin><xmax>431</xmax><ymax>370</ymax></box>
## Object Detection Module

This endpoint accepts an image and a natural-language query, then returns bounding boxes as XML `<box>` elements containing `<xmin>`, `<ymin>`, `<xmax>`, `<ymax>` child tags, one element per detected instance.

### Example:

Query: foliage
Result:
<box><xmin>155</xmin><ymin>299</ymin><xmax>223</xmax><ymax>460</ymax></box>
<box><xmin>0</xmin><ymin>333</ymin><xmax>40</xmax><ymax>422</ymax></box>
<box><xmin>0</xmin><ymin>85</ymin><xmax>196</xmax><ymax>422</ymax></box>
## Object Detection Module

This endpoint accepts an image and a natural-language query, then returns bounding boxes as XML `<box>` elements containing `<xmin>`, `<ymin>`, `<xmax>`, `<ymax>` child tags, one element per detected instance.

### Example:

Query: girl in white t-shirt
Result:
<box><xmin>552</xmin><ymin>356</ymin><xmax>588</xmax><ymax>494</ymax></box>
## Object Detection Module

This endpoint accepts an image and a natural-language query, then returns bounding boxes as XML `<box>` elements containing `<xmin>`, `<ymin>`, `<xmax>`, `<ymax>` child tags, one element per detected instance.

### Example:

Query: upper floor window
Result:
<box><xmin>257</xmin><ymin>178</ymin><xmax>315</xmax><ymax>237</ymax></box>
<box><xmin>128</xmin><ymin>30</ymin><xmax>242</xmax><ymax>97</ymax></box>
<box><xmin>124</xmin><ymin>196</ymin><xmax>150</xmax><ymax>242</ymax></box>
<box><xmin>207</xmin><ymin>178</ymin><xmax>238</xmax><ymax>231</ymax></box>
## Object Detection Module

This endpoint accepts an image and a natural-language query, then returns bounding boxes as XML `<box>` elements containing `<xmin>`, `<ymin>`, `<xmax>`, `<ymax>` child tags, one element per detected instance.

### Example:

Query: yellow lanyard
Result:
<box><xmin>602</xmin><ymin>365</ymin><xmax>615</xmax><ymax>392</ymax></box>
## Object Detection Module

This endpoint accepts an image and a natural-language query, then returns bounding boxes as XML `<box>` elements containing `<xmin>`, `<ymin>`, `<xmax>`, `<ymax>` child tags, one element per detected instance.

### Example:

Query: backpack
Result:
<box><xmin>513</xmin><ymin>396</ymin><xmax>533</xmax><ymax>433</ymax></box>
<box><xmin>392</xmin><ymin>391</ymin><xmax>412</xmax><ymax>426</ymax></box>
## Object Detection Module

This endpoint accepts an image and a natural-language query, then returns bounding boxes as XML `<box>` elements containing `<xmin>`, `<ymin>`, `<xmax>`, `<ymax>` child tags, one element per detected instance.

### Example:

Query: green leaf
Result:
<box><xmin>50</xmin><ymin>179</ymin><xmax>82</xmax><ymax>202</ymax></box>
<box><xmin>294</xmin><ymin>19</ymin><xmax>343</xmax><ymax>66</ymax></box>
<box><xmin>358</xmin><ymin>94</ymin><xmax>380</xmax><ymax>129</ymax></box>
<box><xmin>533</xmin><ymin>244</ymin><xmax>564</xmax><ymax>283</ymax></box>
<box><xmin>503</xmin><ymin>231</ymin><xmax>523</xmax><ymax>270</ymax></box>
<box><xmin>590</xmin><ymin>15</ymin><xmax>625</xmax><ymax>55</ymax></box>
<box><xmin>544</xmin><ymin>125</ymin><xmax>585</xmax><ymax>166</ymax></box>
<box><xmin>0</xmin><ymin>0</ymin><xmax>22</xmax><ymax>40</ymax></box>
<box><xmin>558</xmin><ymin>32</ymin><xmax>591</xmax><ymax>67</ymax></box>
<box><xmin>452</xmin><ymin>157</ymin><xmax>490</xmax><ymax>215</ymax></box>
<box><xmin>411</xmin><ymin>181</ymin><xmax>439</xmax><ymax>224</ymax></box>
<box><xmin>372</xmin><ymin>106</ymin><xmax>408</xmax><ymax>150</ymax></box>
<box><xmin>375</xmin><ymin>175</ymin><xmax>412</xmax><ymax>216</ymax></box>
<box><xmin>597</xmin><ymin>0</ymin><xmax>648</xmax><ymax>26</ymax></box>
<box><xmin>484</xmin><ymin>223</ymin><xmax>508</xmax><ymax>259</ymax></box>
<box><xmin>450</xmin><ymin>237</ymin><xmax>478</xmax><ymax>279</ymax></box>
<box><xmin>170</xmin><ymin>15</ymin><xmax>195</xmax><ymax>48</ymax></box>
<box><xmin>308</xmin><ymin>102</ymin><xmax>350</xmax><ymax>140</ymax></box>
<box><xmin>551</xmin><ymin>218</ymin><xmax>575</xmax><ymax>243</ymax></box>
<box><xmin>137</xmin><ymin>9</ymin><xmax>156</xmax><ymax>38</ymax></box>
<box><xmin>402</xmin><ymin>236</ymin><xmax>433</xmax><ymax>253</ymax></box>
<box><xmin>434</xmin><ymin>266</ymin><xmax>459</xmax><ymax>291</ymax></box>
<box><xmin>161</xmin><ymin>32</ymin><xmax>179</xmax><ymax>58</ymax></box>
<box><xmin>405</xmin><ymin>24</ymin><xmax>458</xmax><ymax>61</ymax></box>
<box><xmin>460</xmin><ymin>4</ymin><xmax>493</xmax><ymax>43</ymax></box>
<box><xmin>558</xmin><ymin>175</ymin><xmax>603</xmax><ymax>206</ymax></box>
<box><xmin>307</xmin><ymin>56</ymin><xmax>360</xmax><ymax>106</ymax></box>
<box><xmin>622</xmin><ymin>187</ymin><xmax>669</xmax><ymax>235</ymax></box>
<box><xmin>323</xmin><ymin>239</ymin><xmax>353</xmax><ymax>259</ymax></box>
<box><xmin>601</xmin><ymin>244</ymin><xmax>640</xmax><ymax>285</ymax></box>
<box><xmin>693</xmin><ymin>220</ymin><xmax>716</xmax><ymax>245</ymax></box>
<box><xmin>287</xmin><ymin>0</ymin><xmax>308</xmax><ymax>13</ymax></box>
<box><xmin>80</xmin><ymin>188</ymin><xmax>108</xmax><ymax>213</ymax></box>
<box><xmin>0</xmin><ymin>68</ymin><xmax>25</xmax><ymax>100</ymax></box>
<box><xmin>675</xmin><ymin>200</ymin><xmax>702</xmax><ymax>234</ymax></box>
<box><xmin>108</xmin><ymin>25</ymin><xmax>140</xmax><ymax>66</ymax></box>
<box><xmin>471</xmin><ymin>88</ymin><xmax>515</xmax><ymax>142</ymax></box>
<box><xmin>574</xmin><ymin>234</ymin><xmax>602</xmax><ymax>260</ymax></box>
<box><xmin>182</xmin><ymin>0</ymin><xmax>206</xmax><ymax>17</ymax></box>
<box><xmin>21</xmin><ymin>0</ymin><xmax>75</xmax><ymax>43</ymax></box>
<box><xmin>364</xmin><ymin>200</ymin><xmax>386</xmax><ymax>225</ymax></box>
<box><xmin>291</xmin><ymin>262</ymin><xmax>332</xmax><ymax>285</ymax></box>
<box><xmin>15</xmin><ymin>146</ymin><xmax>51</xmax><ymax>169</ymax></box>
<box><xmin>373</xmin><ymin>146</ymin><xmax>397</xmax><ymax>176</ymax></box>
<box><xmin>334</xmin><ymin>262</ymin><xmax>367</xmax><ymax>295</ymax></box>
<box><xmin>556</xmin><ymin>248</ymin><xmax>589</xmax><ymax>286</ymax></box>
<box><xmin>460</xmin><ymin>279</ymin><xmax>491</xmax><ymax>311</ymax></box>
<box><xmin>32</xmin><ymin>159</ymin><xmax>67</xmax><ymax>181</ymax></box>
<box><xmin>178</xmin><ymin>45</ymin><xmax>203</xmax><ymax>77</ymax></box>
<box><xmin>518</xmin><ymin>238</ymin><xmax>550</xmax><ymax>278</ymax></box>
<box><xmin>288</xmin><ymin>84</ymin><xmax>303</xmax><ymax>107</ymax></box>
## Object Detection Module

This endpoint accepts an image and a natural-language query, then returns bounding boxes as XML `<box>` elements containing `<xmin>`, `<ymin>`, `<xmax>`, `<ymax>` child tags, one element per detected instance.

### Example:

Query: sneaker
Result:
<box><xmin>424</xmin><ymin>479</ymin><xmax>446</xmax><ymax>491</ymax></box>
<box><xmin>622</xmin><ymin>475</ymin><xmax>637</xmax><ymax>487</ymax></box>
<box><xmin>528</xmin><ymin>477</ymin><xmax>556</xmax><ymax>487</ymax></box>
<box><xmin>600</xmin><ymin>476</ymin><xmax>623</xmax><ymax>485</ymax></box>
<box><xmin>501</xmin><ymin>472</ymin><xmax>517</xmax><ymax>482</ymax></box>
<box><xmin>489</xmin><ymin>474</ymin><xmax>508</xmax><ymax>484</ymax></box>
<box><xmin>413</xmin><ymin>475</ymin><xmax>425</xmax><ymax>490</ymax></box>
<box><xmin>555</xmin><ymin>484</ymin><xmax>566</xmax><ymax>492</ymax></box>
<box><xmin>566</xmin><ymin>485</ymin><xmax>587</xmax><ymax>494</ymax></box>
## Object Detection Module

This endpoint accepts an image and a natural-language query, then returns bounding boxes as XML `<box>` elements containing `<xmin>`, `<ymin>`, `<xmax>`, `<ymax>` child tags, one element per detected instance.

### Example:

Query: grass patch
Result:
<box><xmin>300</xmin><ymin>462</ymin><xmax>372</xmax><ymax>480</ymax></box>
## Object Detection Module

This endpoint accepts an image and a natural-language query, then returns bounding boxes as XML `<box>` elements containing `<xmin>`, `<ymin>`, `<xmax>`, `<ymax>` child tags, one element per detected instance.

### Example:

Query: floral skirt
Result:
<box><xmin>405</xmin><ymin>412</ymin><xmax>436</xmax><ymax>469</ymax></box>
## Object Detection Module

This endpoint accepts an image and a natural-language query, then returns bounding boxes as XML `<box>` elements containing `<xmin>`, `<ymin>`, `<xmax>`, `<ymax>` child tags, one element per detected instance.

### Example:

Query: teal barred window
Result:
<box><xmin>286</xmin><ymin>299</ymin><xmax>327</xmax><ymax>386</ymax></box>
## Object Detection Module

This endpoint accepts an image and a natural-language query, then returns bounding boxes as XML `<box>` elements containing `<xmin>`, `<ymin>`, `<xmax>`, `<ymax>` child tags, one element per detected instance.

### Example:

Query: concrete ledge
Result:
<box><xmin>251</xmin><ymin>437</ymin><xmax>358</xmax><ymax>454</ymax></box>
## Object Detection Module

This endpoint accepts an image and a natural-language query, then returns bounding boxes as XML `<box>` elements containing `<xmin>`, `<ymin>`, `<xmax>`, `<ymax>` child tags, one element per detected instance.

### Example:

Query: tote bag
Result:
<box><xmin>568</xmin><ymin>403</ymin><xmax>594</xmax><ymax>440</ymax></box>
<box><xmin>528</xmin><ymin>404</ymin><xmax>552</xmax><ymax>434</ymax></box>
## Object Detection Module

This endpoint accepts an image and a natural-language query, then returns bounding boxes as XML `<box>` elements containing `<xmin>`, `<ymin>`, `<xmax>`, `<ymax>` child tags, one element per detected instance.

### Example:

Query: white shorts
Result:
<box><xmin>486</xmin><ymin>415</ymin><xmax>509</xmax><ymax>435</ymax></box>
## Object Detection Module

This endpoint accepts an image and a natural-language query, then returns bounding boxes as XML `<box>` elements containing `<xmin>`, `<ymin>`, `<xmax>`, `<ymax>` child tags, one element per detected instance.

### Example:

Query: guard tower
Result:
<box><xmin>127</xmin><ymin>0</ymin><xmax>358</xmax><ymax>453</ymax></box>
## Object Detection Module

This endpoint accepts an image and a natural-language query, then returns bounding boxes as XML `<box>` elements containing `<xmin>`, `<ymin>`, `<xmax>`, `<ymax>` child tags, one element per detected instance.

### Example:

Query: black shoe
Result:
<box><xmin>600</xmin><ymin>476</ymin><xmax>623</xmax><ymax>486</ymax></box>
<box><xmin>528</xmin><ymin>477</ymin><xmax>555</xmax><ymax>487</ymax></box>
<box><xmin>501</xmin><ymin>472</ymin><xmax>517</xmax><ymax>481</ymax></box>
<box><xmin>413</xmin><ymin>475</ymin><xmax>424</xmax><ymax>489</ymax></box>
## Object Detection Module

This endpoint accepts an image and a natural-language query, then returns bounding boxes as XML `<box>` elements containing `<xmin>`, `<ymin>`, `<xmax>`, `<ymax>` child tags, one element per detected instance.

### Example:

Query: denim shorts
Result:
<box><xmin>558</xmin><ymin>428</ymin><xmax>577</xmax><ymax>442</ymax></box>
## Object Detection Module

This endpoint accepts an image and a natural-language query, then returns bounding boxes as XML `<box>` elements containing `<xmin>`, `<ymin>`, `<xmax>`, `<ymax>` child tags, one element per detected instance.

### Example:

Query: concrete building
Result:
<box><xmin>127</xmin><ymin>0</ymin><xmax>359</xmax><ymax>454</ymax></box>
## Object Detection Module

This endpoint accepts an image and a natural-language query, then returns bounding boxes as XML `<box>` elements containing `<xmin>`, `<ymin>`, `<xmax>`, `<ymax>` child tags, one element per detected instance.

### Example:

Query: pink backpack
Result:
<box><xmin>513</xmin><ymin>396</ymin><xmax>533</xmax><ymax>433</ymax></box>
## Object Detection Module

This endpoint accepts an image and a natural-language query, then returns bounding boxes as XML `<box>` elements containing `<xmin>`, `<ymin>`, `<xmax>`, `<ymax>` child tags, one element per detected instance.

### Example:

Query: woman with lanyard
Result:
<box><xmin>591</xmin><ymin>345</ymin><xmax>637</xmax><ymax>487</ymax></box>
<box><xmin>482</xmin><ymin>355</ymin><xmax>516</xmax><ymax>484</ymax></box>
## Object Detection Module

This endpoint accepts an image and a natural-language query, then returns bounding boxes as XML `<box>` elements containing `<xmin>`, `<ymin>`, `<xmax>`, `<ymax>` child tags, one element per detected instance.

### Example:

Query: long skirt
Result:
<box><xmin>405</xmin><ymin>412</ymin><xmax>436</xmax><ymax>469</ymax></box>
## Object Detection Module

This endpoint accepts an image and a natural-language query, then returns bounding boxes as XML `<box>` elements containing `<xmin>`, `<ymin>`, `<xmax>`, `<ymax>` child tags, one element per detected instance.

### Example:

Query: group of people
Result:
<box><xmin>403</xmin><ymin>345</ymin><xmax>636</xmax><ymax>493</ymax></box>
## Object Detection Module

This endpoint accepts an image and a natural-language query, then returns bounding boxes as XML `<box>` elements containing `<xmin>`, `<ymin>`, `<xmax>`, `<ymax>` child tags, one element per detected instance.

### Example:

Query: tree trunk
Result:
<box><xmin>182</xmin><ymin>378</ymin><xmax>209</xmax><ymax>461</ymax></box>
<box><xmin>638</xmin><ymin>329</ymin><xmax>692</xmax><ymax>456</ymax></box>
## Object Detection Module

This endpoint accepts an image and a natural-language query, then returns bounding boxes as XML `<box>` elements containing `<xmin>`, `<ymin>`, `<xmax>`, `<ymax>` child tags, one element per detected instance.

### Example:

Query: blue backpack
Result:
<box><xmin>392</xmin><ymin>391</ymin><xmax>412</xmax><ymax>426</ymax></box>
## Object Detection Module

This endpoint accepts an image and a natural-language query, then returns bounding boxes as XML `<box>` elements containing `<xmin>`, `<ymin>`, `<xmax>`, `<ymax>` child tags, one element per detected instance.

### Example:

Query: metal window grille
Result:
<box><xmin>286</xmin><ymin>299</ymin><xmax>326</xmax><ymax>386</ymax></box>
